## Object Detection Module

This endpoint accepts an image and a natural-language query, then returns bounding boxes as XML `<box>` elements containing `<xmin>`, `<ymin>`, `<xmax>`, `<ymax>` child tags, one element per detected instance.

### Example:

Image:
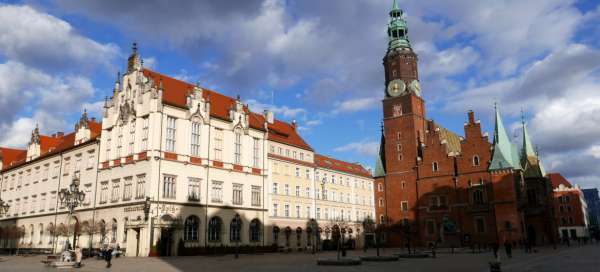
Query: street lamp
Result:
<box><xmin>232</xmin><ymin>213</ymin><xmax>241</xmax><ymax>259</ymax></box>
<box><xmin>58</xmin><ymin>174</ymin><xmax>86</xmax><ymax>249</ymax></box>
<box><xmin>143</xmin><ymin>197</ymin><xmax>152</xmax><ymax>221</ymax></box>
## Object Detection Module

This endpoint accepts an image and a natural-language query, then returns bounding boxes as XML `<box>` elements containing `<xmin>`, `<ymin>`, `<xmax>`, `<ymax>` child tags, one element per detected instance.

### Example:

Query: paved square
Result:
<box><xmin>1</xmin><ymin>245</ymin><xmax>599</xmax><ymax>272</ymax></box>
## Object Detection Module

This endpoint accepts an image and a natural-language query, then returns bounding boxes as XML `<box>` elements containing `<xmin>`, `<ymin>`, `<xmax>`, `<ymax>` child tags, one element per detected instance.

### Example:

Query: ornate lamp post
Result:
<box><xmin>232</xmin><ymin>213</ymin><xmax>241</xmax><ymax>259</ymax></box>
<box><xmin>143</xmin><ymin>197</ymin><xmax>152</xmax><ymax>221</ymax></box>
<box><xmin>58</xmin><ymin>174</ymin><xmax>85</xmax><ymax>248</ymax></box>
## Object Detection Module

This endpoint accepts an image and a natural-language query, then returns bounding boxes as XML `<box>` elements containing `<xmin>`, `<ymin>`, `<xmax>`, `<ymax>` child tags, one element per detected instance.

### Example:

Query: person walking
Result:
<box><xmin>104</xmin><ymin>246</ymin><xmax>113</xmax><ymax>268</ymax></box>
<box><xmin>504</xmin><ymin>240</ymin><xmax>512</xmax><ymax>259</ymax></box>
<box><xmin>74</xmin><ymin>246</ymin><xmax>82</xmax><ymax>268</ymax></box>
<box><xmin>492</xmin><ymin>242</ymin><xmax>499</xmax><ymax>260</ymax></box>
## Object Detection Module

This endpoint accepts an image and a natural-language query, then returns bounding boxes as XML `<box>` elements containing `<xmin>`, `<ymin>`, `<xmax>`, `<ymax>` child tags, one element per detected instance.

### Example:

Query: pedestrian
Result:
<box><xmin>504</xmin><ymin>240</ymin><xmax>512</xmax><ymax>259</ymax></box>
<box><xmin>430</xmin><ymin>242</ymin><xmax>437</xmax><ymax>258</ymax></box>
<box><xmin>104</xmin><ymin>246</ymin><xmax>113</xmax><ymax>268</ymax></box>
<box><xmin>492</xmin><ymin>243</ymin><xmax>499</xmax><ymax>260</ymax></box>
<box><xmin>74</xmin><ymin>246</ymin><xmax>82</xmax><ymax>268</ymax></box>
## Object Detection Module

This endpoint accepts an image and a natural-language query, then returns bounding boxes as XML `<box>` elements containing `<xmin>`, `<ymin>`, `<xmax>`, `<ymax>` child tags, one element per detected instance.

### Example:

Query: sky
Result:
<box><xmin>1</xmin><ymin>0</ymin><xmax>600</xmax><ymax>189</ymax></box>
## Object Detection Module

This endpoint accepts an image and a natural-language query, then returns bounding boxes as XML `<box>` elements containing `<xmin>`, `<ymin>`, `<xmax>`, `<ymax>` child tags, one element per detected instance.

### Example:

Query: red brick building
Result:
<box><xmin>374</xmin><ymin>3</ymin><xmax>557</xmax><ymax>248</ymax></box>
<box><xmin>549</xmin><ymin>173</ymin><xmax>590</xmax><ymax>241</ymax></box>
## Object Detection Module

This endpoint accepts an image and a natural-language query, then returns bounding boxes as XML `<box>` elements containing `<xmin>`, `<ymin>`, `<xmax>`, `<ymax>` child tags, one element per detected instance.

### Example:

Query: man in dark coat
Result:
<box><xmin>104</xmin><ymin>246</ymin><xmax>113</xmax><ymax>268</ymax></box>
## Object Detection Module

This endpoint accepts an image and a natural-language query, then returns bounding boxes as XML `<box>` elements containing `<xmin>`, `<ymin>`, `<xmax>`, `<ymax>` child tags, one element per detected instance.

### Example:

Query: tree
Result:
<box><xmin>327</xmin><ymin>218</ymin><xmax>350</xmax><ymax>260</ymax></box>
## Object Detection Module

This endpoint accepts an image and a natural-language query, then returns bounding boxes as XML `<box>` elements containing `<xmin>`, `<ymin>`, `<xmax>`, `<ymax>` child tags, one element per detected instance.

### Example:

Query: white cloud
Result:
<box><xmin>334</xmin><ymin>139</ymin><xmax>379</xmax><ymax>158</ymax></box>
<box><xmin>246</xmin><ymin>99</ymin><xmax>306</xmax><ymax>119</ymax></box>
<box><xmin>332</xmin><ymin>97</ymin><xmax>379</xmax><ymax>114</ymax></box>
<box><xmin>0</xmin><ymin>4</ymin><xmax>119</xmax><ymax>72</ymax></box>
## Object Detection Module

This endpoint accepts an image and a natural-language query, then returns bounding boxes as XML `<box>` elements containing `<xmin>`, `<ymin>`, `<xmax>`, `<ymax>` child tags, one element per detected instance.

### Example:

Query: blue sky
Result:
<box><xmin>1</xmin><ymin>0</ymin><xmax>600</xmax><ymax>189</ymax></box>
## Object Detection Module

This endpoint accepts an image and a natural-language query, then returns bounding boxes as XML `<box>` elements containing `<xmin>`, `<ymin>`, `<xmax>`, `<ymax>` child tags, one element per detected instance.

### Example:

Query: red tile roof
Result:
<box><xmin>142</xmin><ymin>68</ymin><xmax>312</xmax><ymax>151</ymax></box>
<box><xmin>0</xmin><ymin>147</ymin><xmax>26</xmax><ymax>169</ymax></box>
<box><xmin>314</xmin><ymin>154</ymin><xmax>371</xmax><ymax>178</ymax></box>
<box><xmin>0</xmin><ymin>120</ymin><xmax>102</xmax><ymax>171</ymax></box>
<box><xmin>548</xmin><ymin>173</ymin><xmax>573</xmax><ymax>188</ymax></box>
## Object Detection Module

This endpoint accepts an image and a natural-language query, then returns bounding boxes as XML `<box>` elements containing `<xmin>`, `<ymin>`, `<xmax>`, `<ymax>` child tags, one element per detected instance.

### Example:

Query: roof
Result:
<box><xmin>489</xmin><ymin>106</ymin><xmax>521</xmax><ymax>171</ymax></box>
<box><xmin>0</xmin><ymin>147</ymin><xmax>26</xmax><ymax>169</ymax></box>
<box><xmin>438</xmin><ymin>126</ymin><xmax>462</xmax><ymax>155</ymax></box>
<box><xmin>142</xmin><ymin>68</ymin><xmax>312</xmax><ymax>151</ymax></box>
<box><xmin>373</xmin><ymin>133</ymin><xmax>386</xmax><ymax>178</ymax></box>
<box><xmin>548</xmin><ymin>173</ymin><xmax>573</xmax><ymax>188</ymax></box>
<box><xmin>314</xmin><ymin>154</ymin><xmax>372</xmax><ymax>178</ymax></box>
<box><xmin>521</xmin><ymin>122</ymin><xmax>546</xmax><ymax>178</ymax></box>
<box><xmin>1</xmin><ymin>120</ymin><xmax>102</xmax><ymax>171</ymax></box>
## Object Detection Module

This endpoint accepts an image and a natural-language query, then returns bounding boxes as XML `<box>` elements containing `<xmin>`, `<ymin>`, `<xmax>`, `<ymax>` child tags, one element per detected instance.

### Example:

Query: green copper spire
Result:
<box><xmin>520</xmin><ymin>113</ymin><xmax>546</xmax><ymax>178</ymax></box>
<box><xmin>489</xmin><ymin>104</ymin><xmax>521</xmax><ymax>171</ymax></box>
<box><xmin>387</xmin><ymin>0</ymin><xmax>411</xmax><ymax>51</ymax></box>
<box><xmin>374</xmin><ymin>124</ymin><xmax>386</xmax><ymax>178</ymax></box>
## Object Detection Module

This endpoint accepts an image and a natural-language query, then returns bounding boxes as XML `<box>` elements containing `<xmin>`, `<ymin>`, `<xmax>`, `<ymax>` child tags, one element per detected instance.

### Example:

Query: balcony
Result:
<box><xmin>188</xmin><ymin>195</ymin><xmax>201</xmax><ymax>202</ymax></box>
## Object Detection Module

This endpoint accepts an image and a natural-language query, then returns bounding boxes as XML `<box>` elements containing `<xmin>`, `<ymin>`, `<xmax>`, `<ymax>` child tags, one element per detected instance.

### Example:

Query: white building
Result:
<box><xmin>0</xmin><ymin>45</ymin><xmax>374</xmax><ymax>256</ymax></box>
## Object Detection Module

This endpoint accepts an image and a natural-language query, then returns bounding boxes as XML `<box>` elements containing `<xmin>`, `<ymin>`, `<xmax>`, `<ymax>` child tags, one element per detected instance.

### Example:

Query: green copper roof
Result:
<box><xmin>387</xmin><ymin>1</ymin><xmax>411</xmax><ymax>51</ymax></box>
<box><xmin>373</xmin><ymin>132</ymin><xmax>386</xmax><ymax>178</ymax></box>
<box><xmin>489</xmin><ymin>105</ymin><xmax>521</xmax><ymax>171</ymax></box>
<box><xmin>521</xmin><ymin>119</ymin><xmax>546</xmax><ymax>178</ymax></box>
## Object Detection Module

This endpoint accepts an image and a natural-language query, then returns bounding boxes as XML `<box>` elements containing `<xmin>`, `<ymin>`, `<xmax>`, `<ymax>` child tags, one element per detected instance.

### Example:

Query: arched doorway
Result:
<box><xmin>527</xmin><ymin>225</ymin><xmax>537</xmax><ymax>247</ymax></box>
<box><xmin>158</xmin><ymin>214</ymin><xmax>176</xmax><ymax>256</ymax></box>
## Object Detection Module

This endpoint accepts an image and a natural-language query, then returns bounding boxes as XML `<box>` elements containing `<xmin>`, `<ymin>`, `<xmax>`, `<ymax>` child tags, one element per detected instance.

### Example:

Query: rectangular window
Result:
<box><xmin>123</xmin><ymin>177</ymin><xmax>133</xmax><ymax>201</ymax></box>
<box><xmin>305</xmin><ymin>169</ymin><xmax>310</xmax><ymax>179</ymax></box>
<box><xmin>129</xmin><ymin>121</ymin><xmax>136</xmax><ymax>155</ymax></box>
<box><xmin>211</xmin><ymin>181</ymin><xmax>223</xmax><ymax>203</ymax></box>
<box><xmin>272</xmin><ymin>183</ymin><xmax>278</xmax><ymax>194</ymax></box>
<box><xmin>83</xmin><ymin>185</ymin><xmax>91</xmax><ymax>205</ymax></box>
<box><xmin>234</xmin><ymin>129</ymin><xmax>242</xmax><ymax>165</ymax></box>
<box><xmin>295</xmin><ymin>205</ymin><xmax>300</xmax><ymax>218</ymax></box>
<box><xmin>40</xmin><ymin>193</ymin><xmax>47</xmax><ymax>211</ymax></box>
<box><xmin>401</xmin><ymin>201</ymin><xmax>409</xmax><ymax>211</ymax></box>
<box><xmin>188</xmin><ymin>178</ymin><xmax>201</xmax><ymax>201</ymax></box>
<box><xmin>162</xmin><ymin>175</ymin><xmax>176</xmax><ymax>199</ymax></box>
<box><xmin>252</xmin><ymin>137</ymin><xmax>260</xmax><ymax>167</ymax></box>
<box><xmin>284</xmin><ymin>204</ymin><xmax>290</xmax><ymax>217</ymax></box>
<box><xmin>306</xmin><ymin>206</ymin><xmax>311</xmax><ymax>218</ymax></box>
<box><xmin>63</xmin><ymin>160</ymin><xmax>70</xmax><ymax>176</ymax></box>
<box><xmin>295</xmin><ymin>167</ymin><xmax>300</xmax><ymax>177</ymax></box>
<box><xmin>306</xmin><ymin>187</ymin><xmax>310</xmax><ymax>198</ymax></box>
<box><xmin>166</xmin><ymin>116</ymin><xmax>176</xmax><ymax>152</ymax></box>
<box><xmin>141</xmin><ymin>117</ymin><xmax>149</xmax><ymax>151</ymax></box>
<box><xmin>116</xmin><ymin>126</ymin><xmax>123</xmax><ymax>157</ymax></box>
<box><xmin>273</xmin><ymin>203</ymin><xmax>278</xmax><ymax>217</ymax></box>
<box><xmin>190</xmin><ymin>122</ymin><xmax>201</xmax><ymax>156</ymax></box>
<box><xmin>100</xmin><ymin>182</ymin><xmax>108</xmax><ymax>203</ymax></box>
<box><xmin>233</xmin><ymin>183</ymin><xmax>243</xmax><ymax>205</ymax></box>
<box><xmin>284</xmin><ymin>184</ymin><xmax>289</xmax><ymax>195</ymax></box>
<box><xmin>136</xmin><ymin>174</ymin><xmax>146</xmax><ymax>199</ymax></box>
<box><xmin>251</xmin><ymin>186</ymin><xmax>261</xmax><ymax>206</ymax></box>
<box><xmin>105</xmin><ymin>130</ymin><xmax>112</xmax><ymax>160</ymax></box>
<box><xmin>111</xmin><ymin>179</ymin><xmax>120</xmax><ymax>202</ymax></box>
<box><xmin>87</xmin><ymin>153</ymin><xmax>95</xmax><ymax>169</ymax></box>
<box><xmin>213</xmin><ymin>128</ymin><xmax>223</xmax><ymax>161</ymax></box>
<box><xmin>295</xmin><ymin>186</ymin><xmax>300</xmax><ymax>196</ymax></box>
<box><xmin>316</xmin><ymin>208</ymin><xmax>321</xmax><ymax>219</ymax></box>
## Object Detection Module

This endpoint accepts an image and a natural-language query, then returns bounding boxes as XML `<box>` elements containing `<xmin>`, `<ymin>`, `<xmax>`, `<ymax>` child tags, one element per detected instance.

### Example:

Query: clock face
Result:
<box><xmin>409</xmin><ymin>80</ymin><xmax>421</xmax><ymax>96</ymax></box>
<box><xmin>387</xmin><ymin>79</ymin><xmax>405</xmax><ymax>97</ymax></box>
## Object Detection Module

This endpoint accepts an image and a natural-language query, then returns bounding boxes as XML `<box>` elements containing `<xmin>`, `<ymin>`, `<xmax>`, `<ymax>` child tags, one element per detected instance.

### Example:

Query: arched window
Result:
<box><xmin>38</xmin><ymin>223</ymin><xmax>44</xmax><ymax>244</ymax></box>
<box><xmin>249</xmin><ymin>219</ymin><xmax>261</xmax><ymax>242</ymax></box>
<box><xmin>432</xmin><ymin>162</ymin><xmax>439</xmax><ymax>172</ymax></box>
<box><xmin>234</xmin><ymin>128</ymin><xmax>242</xmax><ymax>164</ymax></box>
<box><xmin>273</xmin><ymin>226</ymin><xmax>280</xmax><ymax>245</ymax></box>
<box><xmin>208</xmin><ymin>217</ymin><xmax>222</xmax><ymax>242</ymax></box>
<box><xmin>111</xmin><ymin>219</ymin><xmax>118</xmax><ymax>242</ymax></box>
<box><xmin>230</xmin><ymin>217</ymin><xmax>242</xmax><ymax>242</ymax></box>
<box><xmin>472</xmin><ymin>155</ymin><xmax>480</xmax><ymax>166</ymax></box>
<box><xmin>46</xmin><ymin>223</ymin><xmax>54</xmax><ymax>244</ymax></box>
<box><xmin>473</xmin><ymin>190</ymin><xmax>484</xmax><ymax>205</ymax></box>
<box><xmin>184</xmin><ymin>216</ymin><xmax>199</xmax><ymax>241</ymax></box>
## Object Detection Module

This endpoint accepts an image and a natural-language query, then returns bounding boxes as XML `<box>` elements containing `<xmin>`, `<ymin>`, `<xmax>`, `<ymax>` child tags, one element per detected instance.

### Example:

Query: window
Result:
<box><xmin>306</xmin><ymin>187</ymin><xmax>310</xmax><ymax>198</ymax></box>
<box><xmin>475</xmin><ymin>217</ymin><xmax>485</xmax><ymax>233</ymax></box>
<box><xmin>232</xmin><ymin>184</ymin><xmax>243</xmax><ymax>205</ymax></box>
<box><xmin>472</xmin><ymin>155</ymin><xmax>480</xmax><ymax>166</ymax></box>
<box><xmin>83</xmin><ymin>185</ymin><xmax>91</xmax><ymax>205</ymax></box>
<box><xmin>273</xmin><ymin>203</ymin><xmax>278</xmax><ymax>217</ymax></box>
<box><xmin>306</xmin><ymin>206</ymin><xmax>311</xmax><ymax>218</ymax></box>
<box><xmin>141</xmin><ymin>117</ymin><xmax>149</xmax><ymax>151</ymax></box>
<box><xmin>129</xmin><ymin>121</ymin><xmax>136</xmax><ymax>155</ymax></box>
<box><xmin>208</xmin><ymin>217</ymin><xmax>222</xmax><ymax>242</ymax></box>
<box><xmin>379</xmin><ymin>197</ymin><xmax>384</xmax><ymax>207</ymax></box>
<box><xmin>162</xmin><ymin>175</ymin><xmax>176</xmax><ymax>199</ymax></box>
<box><xmin>401</xmin><ymin>201</ymin><xmax>409</xmax><ymax>211</ymax></box>
<box><xmin>190</xmin><ymin>122</ymin><xmax>201</xmax><ymax>156</ymax></box>
<box><xmin>426</xmin><ymin>219</ymin><xmax>436</xmax><ymax>235</ymax></box>
<box><xmin>105</xmin><ymin>130</ymin><xmax>112</xmax><ymax>160</ymax></box>
<box><xmin>284</xmin><ymin>184</ymin><xmax>289</xmax><ymax>195</ymax></box>
<box><xmin>188</xmin><ymin>178</ymin><xmax>200</xmax><ymax>201</ymax></box>
<box><xmin>272</xmin><ymin>183</ymin><xmax>278</xmax><ymax>194</ymax></box>
<box><xmin>305</xmin><ymin>169</ymin><xmax>310</xmax><ymax>179</ymax></box>
<box><xmin>211</xmin><ymin>181</ymin><xmax>223</xmax><ymax>203</ymax></box>
<box><xmin>393</xmin><ymin>104</ymin><xmax>402</xmax><ymax>117</ymax></box>
<box><xmin>432</xmin><ymin>162</ymin><xmax>439</xmax><ymax>172</ymax></box>
<box><xmin>251</xmin><ymin>186</ymin><xmax>261</xmax><ymax>206</ymax></box>
<box><xmin>252</xmin><ymin>138</ymin><xmax>260</xmax><ymax>167</ymax></box>
<box><xmin>100</xmin><ymin>182</ymin><xmax>108</xmax><ymax>203</ymax></box>
<box><xmin>87</xmin><ymin>153</ymin><xmax>95</xmax><ymax>169</ymax></box>
<box><xmin>111</xmin><ymin>179</ymin><xmax>120</xmax><ymax>202</ymax></box>
<box><xmin>166</xmin><ymin>116</ymin><xmax>176</xmax><ymax>152</ymax></box>
<box><xmin>213</xmin><ymin>128</ymin><xmax>223</xmax><ymax>161</ymax></box>
<box><xmin>300</xmin><ymin>153</ymin><xmax>304</xmax><ymax>160</ymax></box>
<box><xmin>136</xmin><ymin>175</ymin><xmax>146</xmax><ymax>199</ymax></box>
<box><xmin>184</xmin><ymin>216</ymin><xmax>199</xmax><ymax>241</ymax></box>
<box><xmin>316</xmin><ymin>208</ymin><xmax>321</xmax><ymax>219</ymax></box>
<box><xmin>284</xmin><ymin>204</ymin><xmax>290</xmax><ymax>217</ymax></box>
<box><xmin>123</xmin><ymin>177</ymin><xmax>133</xmax><ymax>200</ymax></box>
<box><xmin>249</xmin><ymin>219</ymin><xmax>261</xmax><ymax>242</ymax></box>
<box><xmin>473</xmin><ymin>190</ymin><xmax>484</xmax><ymax>204</ymax></box>
<box><xmin>40</xmin><ymin>194</ymin><xmax>47</xmax><ymax>211</ymax></box>
<box><xmin>116</xmin><ymin>126</ymin><xmax>123</xmax><ymax>157</ymax></box>
<box><xmin>378</xmin><ymin>183</ymin><xmax>384</xmax><ymax>192</ymax></box>
<box><xmin>295</xmin><ymin>205</ymin><xmax>300</xmax><ymax>218</ymax></box>
<box><xmin>63</xmin><ymin>160</ymin><xmax>70</xmax><ymax>176</ymax></box>
<box><xmin>230</xmin><ymin>218</ymin><xmax>242</xmax><ymax>242</ymax></box>
<box><xmin>234</xmin><ymin>128</ymin><xmax>242</xmax><ymax>164</ymax></box>
<box><xmin>49</xmin><ymin>192</ymin><xmax>56</xmax><ymax>211</ymax></box>
<box><xmin>295</xmin><ymin>186</ymin><xmax>300</xmax><ymax>196</ymax></box>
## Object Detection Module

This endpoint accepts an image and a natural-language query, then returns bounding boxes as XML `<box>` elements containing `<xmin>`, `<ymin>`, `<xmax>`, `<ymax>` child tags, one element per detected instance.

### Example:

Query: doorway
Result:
<box><xmin>159</xmin><ymin>228</ymin><xmax>173</xmax><ymax>256</ymax></box>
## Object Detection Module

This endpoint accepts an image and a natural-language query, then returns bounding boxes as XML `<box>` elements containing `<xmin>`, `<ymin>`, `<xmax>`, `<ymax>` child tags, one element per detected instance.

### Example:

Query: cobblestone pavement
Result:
<box><xmin>1</xmin><ymin>244</ymin><xmax>599</xmax><ymax>272</ymax></box>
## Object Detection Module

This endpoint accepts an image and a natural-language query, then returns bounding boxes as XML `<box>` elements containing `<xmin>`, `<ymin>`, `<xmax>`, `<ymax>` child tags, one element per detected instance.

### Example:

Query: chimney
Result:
<box><xmin>264</xmin><ymin>110</ymin><xmax>274</xmax><ymax>124</ymax></box>
<box><xmin>468</xmin><ymin>110</ymin><xmax>475</xmax><ymax>124</ymax></box>
<box><xmin>56</xmin><ymin>132</ymin><xmax>64</xmax><ymax>138</ymax></box>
